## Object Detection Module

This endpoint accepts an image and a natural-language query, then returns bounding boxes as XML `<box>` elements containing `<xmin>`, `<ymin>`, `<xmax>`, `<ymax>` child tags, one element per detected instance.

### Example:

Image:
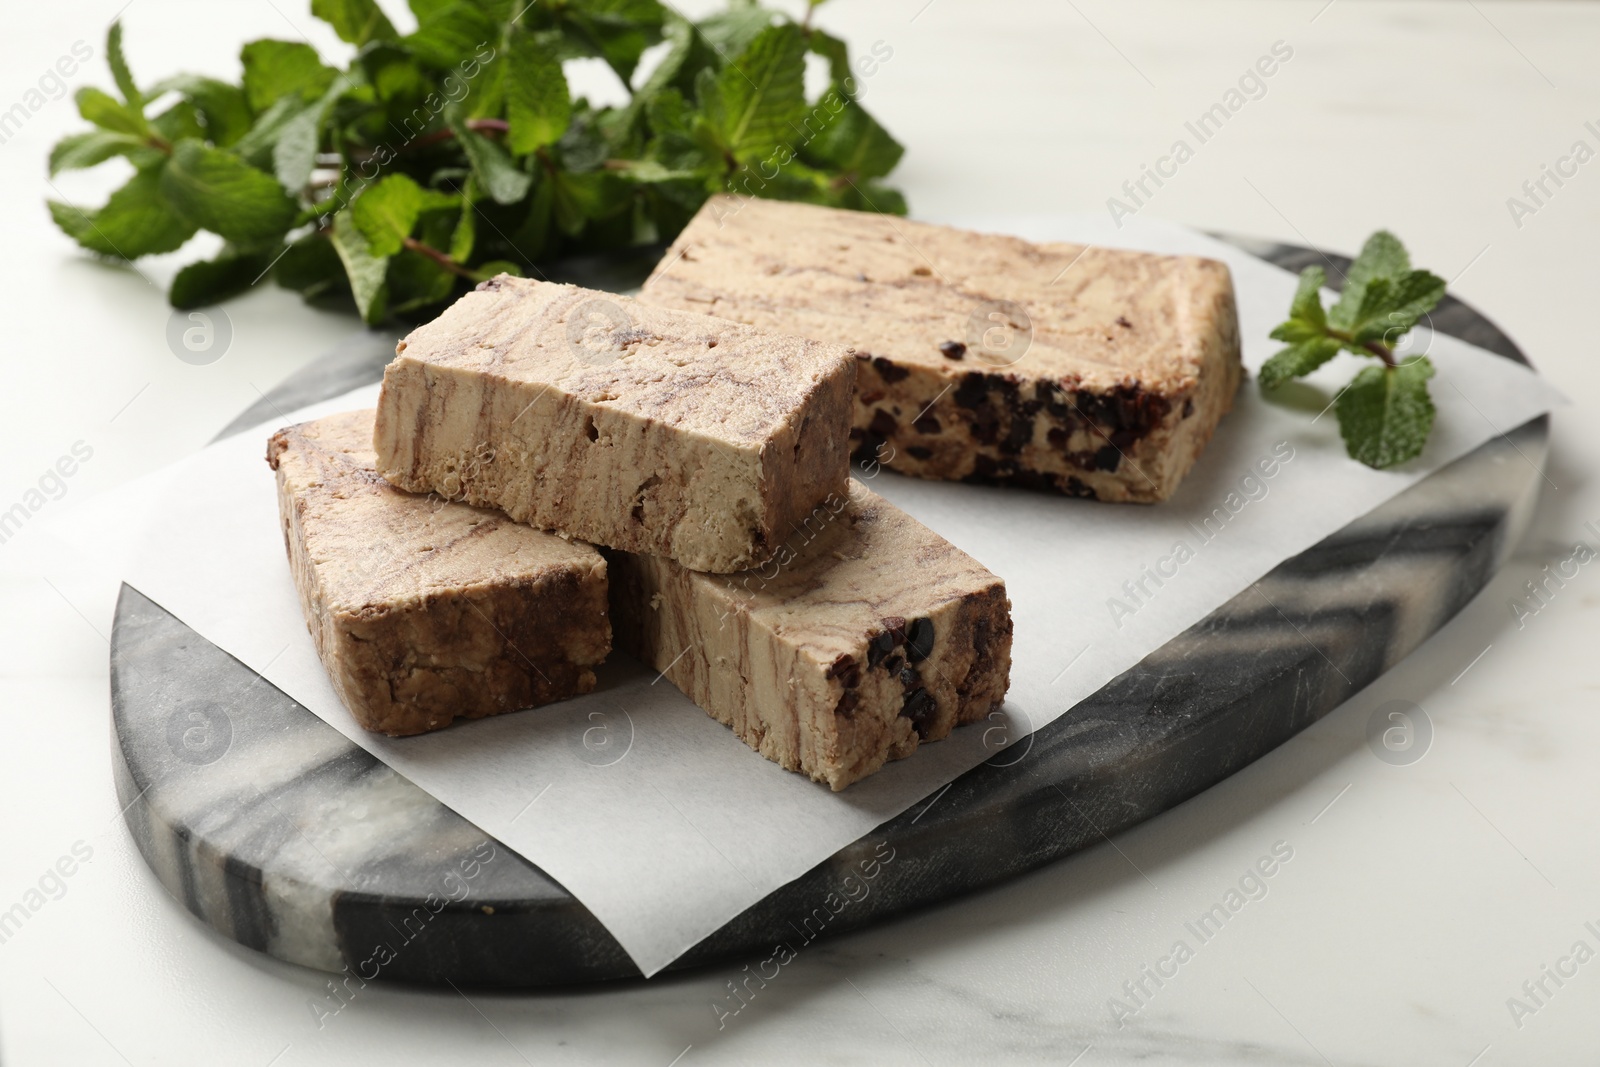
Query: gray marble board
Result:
<box><xmin>110</xmin><ymin>235</ymin><xmax>1548</xmax><ymax>985</ymax></box>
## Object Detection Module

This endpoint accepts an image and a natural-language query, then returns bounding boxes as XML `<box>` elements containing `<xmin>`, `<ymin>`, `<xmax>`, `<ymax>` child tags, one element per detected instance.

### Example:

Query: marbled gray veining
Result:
<box><xmin>110</xmin><ymin>236</ymin><xmax>1547</xmax><ymax>984</ymax></box>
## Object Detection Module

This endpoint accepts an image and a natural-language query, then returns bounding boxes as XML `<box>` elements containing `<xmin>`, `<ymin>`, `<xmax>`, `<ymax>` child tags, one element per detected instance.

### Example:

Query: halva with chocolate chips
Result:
<box><xmin>269</xmin><ymin>409</ymin><xmax>611</xmax><ymax>736</ymax></box>
<box><xmin>373</xmin><ymin>276</ymin><xmax>856</xmax><ymax>573</ymax></box>
<box><xmin>607</xmin><ymin>480</ymin><xmax>1012</xmax><ymax>791</ymax></box>
<box><xmin>638</xmin><ymin>196</ymin><xmax>1242</xmax><ymax>503</ymax></box>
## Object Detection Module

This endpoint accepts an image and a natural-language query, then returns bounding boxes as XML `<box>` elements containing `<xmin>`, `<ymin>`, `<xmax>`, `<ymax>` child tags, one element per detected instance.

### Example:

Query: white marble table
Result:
<box><xmin>3</xmin><ymin>1</ymin><xmax>1599</xmax><ymax>1064</ymax></box>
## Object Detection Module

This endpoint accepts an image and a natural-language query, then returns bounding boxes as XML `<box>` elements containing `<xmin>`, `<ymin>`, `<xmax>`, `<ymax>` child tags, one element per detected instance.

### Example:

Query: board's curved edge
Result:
<box><xmin>110</xmin><ymin>236</ymin><xmax>1551</xmax><ymax>985</ymax></box>
<box><xmin>110</xmin><ymin>582</ymin><xmax>641</xmax><ymax>982</ymax></box>
<box><xmin>672</xmin><ymin>414</ymin><xmax>1547</xmax><ymax>969</ymax></box>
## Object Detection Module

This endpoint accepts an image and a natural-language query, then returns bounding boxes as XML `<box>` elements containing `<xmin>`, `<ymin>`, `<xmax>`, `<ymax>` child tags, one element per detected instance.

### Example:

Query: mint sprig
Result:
<box><xmin>1260</xmin><ymin>231</ymin><xmax>1447</xmax><ymax>470</ymax></box>
<box><xmin>47</xmin><ymin>0</ymin><xmax>906</xmax><ymax>324</ymax></box>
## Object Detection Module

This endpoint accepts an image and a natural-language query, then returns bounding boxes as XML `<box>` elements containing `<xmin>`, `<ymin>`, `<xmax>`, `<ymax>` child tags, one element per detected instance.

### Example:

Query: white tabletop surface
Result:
<box><xmin>3</xmin><ymin>1</ymin><xmax>1599</xmax><ymax>1064</ymax></box>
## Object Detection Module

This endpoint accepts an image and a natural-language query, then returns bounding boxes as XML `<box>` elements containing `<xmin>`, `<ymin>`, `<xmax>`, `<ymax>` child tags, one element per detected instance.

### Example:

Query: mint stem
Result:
<box><xmin>402</xmin><ymin>118</ymin><xmax>510</xmax><ymax>154</ymax></box>
<box><xmin>1327</xmin><ymin>327</ymin><xmax>1396</xmax><ymax>368</ymax></box>
<box><xmin>402</xmin><ymin>236</ymin><xmax>475</xmax><ymax>278</ymax></box>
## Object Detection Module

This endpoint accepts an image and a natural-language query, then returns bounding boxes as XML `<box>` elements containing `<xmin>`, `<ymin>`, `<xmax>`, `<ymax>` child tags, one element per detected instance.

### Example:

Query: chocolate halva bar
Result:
<box><xmin>608</xmin><ymin>480</ymin><xmax>1012</xmax><ymax>790</ymax></box>
<box><xmin>373</xmin><ymin>276</ymin><xmax>856</xmax><ymax>573</ymax></box>
<box><xmin>638</xmin><ymin>196</ymin><xmax>1242</xmax><ymax>503</ymax></box>
<box><xmin>269</xmin><ymin>410</ymin><xmax>610</xmax><ymax>736</ymax></box>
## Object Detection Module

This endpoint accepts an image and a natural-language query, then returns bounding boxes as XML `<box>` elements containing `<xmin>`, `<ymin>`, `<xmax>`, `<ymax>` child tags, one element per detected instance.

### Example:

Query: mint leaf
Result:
<box><xmin>697</xmin><ymin>4</ymin><xmax>775</xmax><ymax>57</ymax></box>
<box><xmin>644</xmin><ymin>87</ymin><xmax>712</xmax><ymax>172</ymax></box>
<box><xmin>351</xmin><ymin>175</ymin><xmax>427</xmax><ymax>255</ymax></box>
<box><xmin>107</xmin><ymin>21</ymin><xmax>142</xmax><ymax>109</ymax></box>
<box><xmin>701</xmin><ymin>23</ymin><xmax>806</xmax><ymax>164</ymax></box>
<box><xmin>151</xmin><ymin>101</ymin><xmax>206</xmax><ymax>144</ymax></box>
<box><xmin>1266</xmin><ymin>267</ymin><xmax>1331</xmax><ymax>347</ymax></box>
<box><xmin>1351</xmin><ymin>269</ymin><xmax>1446</xmax><ymax>344</ymax></box>
<box><xmin>611</xmin><ymin>159</ymin><xmax>702</xmax><ymax>182</ymax></box>
<box><xmin>363</xmin><ymin>43</ymin><xmax>431</xmax><ymax>106</ymax></box>
<box><xmin>508</xmin><ymin>171</ymin><xmax>555</xmax><ymax>260</ymax></box>
<box><xmin>1258</xmin><ymin>338</ymin><xmax>1342</xmax><ymax>389</ymax></box>
<box><xmin>550</xmin><ymin>169</ymin><xmax>630</xmax><ymax>236</ymax></box>
<box><xmin>48</xmin><ymin>130</ymin><xmax>148</xmax><ymax>175</ymax></box>
<box><xmin>311</xmin><ymin>0</ymin><xmax>397</xmax><ymax>46</ymax></box>
<box><xmin>170</xmin><ymin>248</ymin><xmax>276</xmax><ymax>309</ymax></box>
<box><xmin>1343</xmin><ymin>275</ymin><xmax>1399</xmax><ymax>341</ymax></box>
<box><xmin>1287</xmin><ymin>265</ymin><xmax>1328</xmax><ymax>331</ymax></box>
<box><xmin>563</xmin><ymin>0</ymin><xmax>667</xmax><ymax>83</ymax></box>
<box><xmin>801</xmin><ymin>97</ymin><xmax>902</xmax><ymax>179</ymax></box>
<box><xmin>352</xmin><ymin>173</ymin><xmax>457</xmax><ymax>257</ymax></box>
<box><xmin>632</xmin><ymin>16</ymin><xmax>698</xmax><ymax>102</ymax></box>
<box><xmin>1268</xmin><ymin>319</ymin><xmax>1330</xmax><ymax>345</ymax></box>
<box><xmin>449</xmin><ymin>177</ymin><xmax>478</xmax><ymax>261</ymax></box>
<box><xmin>240</xmin><ymin>40</ymin><xmax>337</xmax><ymax>112</ymax></box>
<box><xmin>386</xmin><ymin>247</ymin><xmax>457</xmax><ymax>313</ymax></box>
<box><xmin>473</xmin><ymin>0</ymin><xmax>521</xmax><ymax>24</ymax></box>
<box><xmin>274</xmin><ymin>231</ymin><xmax>345</xmax><ymax>297</ymax></box>
<box><xmin>49</xmin><ymin>167</ymin><xmax>197</xmax><ymax>258</ymax></box>
<box><xmin>810</xmin><ymin>172</ymin><xmax>906</xmax><ymax>215</ymax></box>
<box><xmin>555</xmin><ymin>106</ymin><xmax>611</xmax><ymax>172</ymax></box>
<box><xmin>330</xmin><ymin>211</ymin><xmax>389</xmax><ymax>323</ymax></box>
<box><xmin>406</xmin><ymin>2</ymin><xmax>499</xmax><ymax>70</ymax></box>
<box><xmin>1346</xmin><ymin>230</ymin><xmax>1410</xmax><ymax>290</ymax></box>
<box><xmin>846</xmin><ymin>177</ymin><xmax>906</xmax><ymax>215</ymax></box>
<box><xmin>807</xmin><ymin>28</ymin><xmax>851</xmax><ymax>93</ymax></box>
<box><xmin>272</xmin><ymin>106</ymin><xmax>322</xmax><ymax>194</ymax></box>
<box><xmin>1336</xmin><ymin>357</ymin><xmax>1436</xmax><ymax>469</ymax></box>
<box><xmin>232</xmin><ymin>96</ymin><xmax>310</xmax><ymax>172</ymax></box>
<box><xmin>161</xmin><ymin>140</ymin><xmax>299</xmax><ymax>245</ymax></box>
<box><xmin>1338</xmin><ymin>269</ymin><xmax>1448</xmax><ymax>348</ymax></box>
<box><xmin>75</xmin><ymin>87</ymin><xmax>145</xmax><ymax>135</ymax></box>
<box><xmin>1330</xmin><ymin>230</ymin><xmax>1409</xmax><ymax>332</ymax></box>
<box><xmin>149</xmin><ymin>75</ymin><xmax>253</xmax><ymax>146</ymax></box>
<box><xmin>456</xmin><ymin>123</ymin><xmax>533</xmax><ymax>203</ymax></box>
<box><xmin>272</xmin><ymin>81</ymin><xmax>343</xmax><ymax>192</ymax></box>
<box><xmin>505</xmin><ymin>33</ymin><xmax>572</xmax><ymax>154</ymax></box>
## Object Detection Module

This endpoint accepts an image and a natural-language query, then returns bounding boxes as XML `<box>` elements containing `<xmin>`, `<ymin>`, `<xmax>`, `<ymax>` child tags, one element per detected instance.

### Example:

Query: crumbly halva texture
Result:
<box><xmin>608</xmin><ymin>480</ymin><xmax>1012</xmax><ymax>791</ymax></box>
<box><xmin>373</xmin><ymin>276</ymin><xmax>856</xmax><ymax>573</ymax></box>
<box><xmin>638</xmin><ymin>196</ymin><xmax>1243</xmax><ymax>503</ymax></box>
<box><xmin>269</xmin><ymin>409</ymin><xmax>610</xmax><ymax>736</ymax></box>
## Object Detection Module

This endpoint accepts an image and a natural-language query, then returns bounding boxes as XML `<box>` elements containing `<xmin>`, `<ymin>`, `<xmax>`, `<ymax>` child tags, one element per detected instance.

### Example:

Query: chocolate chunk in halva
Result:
<box><xmin>638</xmin><ymin>196</ymin><xmax>1242</xmax><ymax>503</ymax></box>
<box><xmin>607</xmin><ymin>480</ymin><xmax>1012</xmax><ymax>790</ymax></box>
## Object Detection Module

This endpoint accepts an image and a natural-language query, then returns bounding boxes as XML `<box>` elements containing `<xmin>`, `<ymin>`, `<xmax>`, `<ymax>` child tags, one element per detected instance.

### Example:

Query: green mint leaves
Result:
<box><xmin>698</xmin><ymin>24</ymin><xmax>809</xmax><ymax>166</ymax></box>
<box><xmin>504</xmin><ymin>35</ymin><xmax>572</xmax><ymax>155</ymax></box>
<box><xmin>160</xmin><ymin>140</ymin><xmax>300</xmax><ymax>245</ymax></box>
<box><xmin>310</xmin><ymin>0</ymin><xmax>397</xmax><ymax>47</ymax></box>
<box><xmin>351</xmin><ymin>173</ymin><xmax>457</xmax><ymax>257</ymax></box>
<box><xmin>1336</xmin><ymin>357</ymin><xmax>1437</xmax><ymax>470</ymax></box>
<box><xmin>239</xmin><ymin>40</ymin><xmax>337</xmax><ymax>112</ymax></box>
<box><xmin>46</xmin><ymin>3</ymin><xmax>906</xmax><ymax>325</ymax></box>
<box><xmin>50</xmin><ymin>167</ymin><xmax>196</xmax><ymax>258</ymax></box>
<box><xmin>1260</xmin><ymin>231</ymin><xmax>1448</xmax><ymax>470</ymax></box>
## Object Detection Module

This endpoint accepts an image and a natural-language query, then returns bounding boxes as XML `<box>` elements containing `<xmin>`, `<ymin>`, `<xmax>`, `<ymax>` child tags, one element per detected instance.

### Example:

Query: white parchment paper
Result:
<box><xmin>67</xmin><ymin>216</ymin><xmax>1565</xmax><ymax>976</ymax></box>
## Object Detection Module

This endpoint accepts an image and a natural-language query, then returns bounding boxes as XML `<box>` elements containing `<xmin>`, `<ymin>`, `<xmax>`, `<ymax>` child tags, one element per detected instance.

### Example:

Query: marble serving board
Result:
<box><xmin>110</xmin><ymin>236</ymin><xmax>1547</xmax><ymax>985</ymax></box>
